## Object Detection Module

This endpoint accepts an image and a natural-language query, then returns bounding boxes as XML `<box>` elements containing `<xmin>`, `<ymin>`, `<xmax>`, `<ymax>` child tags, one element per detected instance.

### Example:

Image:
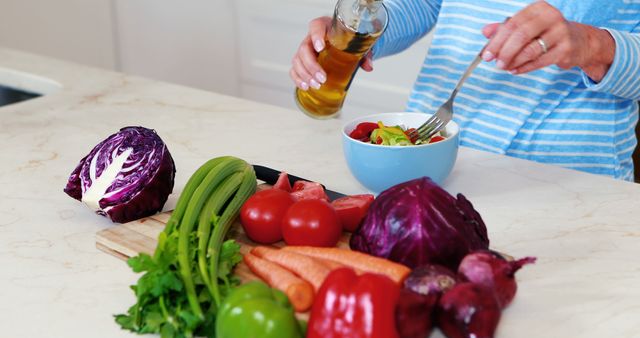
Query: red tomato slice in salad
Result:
<box><xmin>291</xmin><ymin>181</ymin><xmax>329</xmax><ymax>201</ymax></box>
<box><xmin>331</xmin><ymin>194</ymin><xmax>375</xmax><ymax>232</ymax></box>
<box><xmin>273</xmin><ymin>172</ymin><xmax>292</xmax><ymax>192</ymax></box>
<box><xmin>429</xmin><ymin>135</ymin><xmax>445</xmax><ymax>143</ymax></box>
<box><xmin>404</xmin><ymin>128</ymin><xmax>419</xmax><ymax>144</ymax></box>
<box><xmin>349</xmin><ymin>122</ymin><xmax>379</xmax><ymax>141</ymax></box>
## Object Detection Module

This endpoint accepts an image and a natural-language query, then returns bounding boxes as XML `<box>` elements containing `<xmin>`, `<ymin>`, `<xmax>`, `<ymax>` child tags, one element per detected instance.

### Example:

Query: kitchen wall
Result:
<box><xmin>0</xmin><ymin>0</ymin><xmax>432</xmax><ymax>120</ymax></box>
<box><xmin>0</xmin><ymin>0</ymin><xmax>117</xmax><ymax>69</ymax></box>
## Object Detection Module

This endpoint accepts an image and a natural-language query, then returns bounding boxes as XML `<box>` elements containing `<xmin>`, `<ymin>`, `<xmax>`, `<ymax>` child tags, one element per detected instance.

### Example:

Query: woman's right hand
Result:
<box><xmin>290</xmin><ymin>16</ymin><xmax>373</xmax><ymax>91</ymax></box>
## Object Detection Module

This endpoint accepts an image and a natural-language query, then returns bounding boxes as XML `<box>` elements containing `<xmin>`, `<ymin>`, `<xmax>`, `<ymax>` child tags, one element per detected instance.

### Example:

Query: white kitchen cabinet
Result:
<box><xmin>112</xmin><ymin>0</ymin><xmax>240</xmax><ymax>96</ymax></box>
<box><xmin>233</xmin><ymin>0</ymin><xmax>433</xmax><ymax>121</ymax></box>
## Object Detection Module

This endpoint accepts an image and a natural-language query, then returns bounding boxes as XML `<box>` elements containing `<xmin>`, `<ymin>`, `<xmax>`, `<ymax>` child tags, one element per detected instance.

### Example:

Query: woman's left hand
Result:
<box><xmin>482</xmin><ymin>0</ymin><xmax>615</xmax><ymax>81</ymax></box>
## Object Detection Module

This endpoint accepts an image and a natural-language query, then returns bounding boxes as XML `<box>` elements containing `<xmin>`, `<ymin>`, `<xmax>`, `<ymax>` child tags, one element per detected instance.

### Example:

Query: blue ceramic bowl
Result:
<box><xmin>342</xmin><ymin>112</ymin><xmax>460</xmax><ymax>193</ymax></box>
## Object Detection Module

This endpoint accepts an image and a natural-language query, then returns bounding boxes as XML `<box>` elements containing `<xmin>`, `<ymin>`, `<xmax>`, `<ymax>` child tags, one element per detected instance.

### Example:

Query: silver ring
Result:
<box><xmin>537</xmin><ymin>38</ymin><xmax>548</xmax><ymax>54</ymax></box>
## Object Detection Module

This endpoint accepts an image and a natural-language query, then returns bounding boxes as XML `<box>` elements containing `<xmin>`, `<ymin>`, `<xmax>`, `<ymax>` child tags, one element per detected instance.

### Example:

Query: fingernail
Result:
<box><xmin>310</xmin><ymin>79</ymin><xmax>321</xmax><ymax>89</ymax></box>
<box><xmin>482</xmin><ymin>51</ymin><xmax>494</xmax><ymax>61</ymax></box>
<box><xmin>314</xmin><ymin>40</ymin><xmax>324</xmax><ymax>53</ymax></box>
<box><xmin>315</xmin><ymin>72</ymin><xmax>326</xmax><ymax>84</ymax></box>
<box><xmin>496</xmin><ymin>60</ymin><xmax>506</xmax><ymax>69</ymax></box>
<box><xmin>300</xmin><ymin>82</ymin><xmax>309</xmax><ymax>91</ymax></box>
<box><xmin>509</xmin><ymin>69</ymin><xmax>518</xmax><ymax>75</ymax></box>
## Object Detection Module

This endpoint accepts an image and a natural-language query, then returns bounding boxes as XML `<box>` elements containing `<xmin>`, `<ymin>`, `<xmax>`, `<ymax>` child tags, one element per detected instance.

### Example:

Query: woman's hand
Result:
<box><xmin>481</xmin><ymin>0</ymin><xmax>615</xmax><ymax>81</ymax></box>
<box><xmin>290</xmin><ymin>16</ymin><xmax>374</xmax><ymax>91</ymax></box>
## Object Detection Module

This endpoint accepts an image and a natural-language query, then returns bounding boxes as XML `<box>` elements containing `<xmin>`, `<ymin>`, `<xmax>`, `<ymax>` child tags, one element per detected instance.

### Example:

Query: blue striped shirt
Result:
<box><xmin>373</xmin><ymin>0</ymin><xmax>640</xmax><ymax>180</ymax></box>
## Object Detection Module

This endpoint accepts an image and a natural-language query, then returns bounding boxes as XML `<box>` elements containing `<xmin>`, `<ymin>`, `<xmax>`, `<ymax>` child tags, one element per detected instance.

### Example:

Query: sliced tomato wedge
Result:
<box><xmin>331</xmin><ymin>194</ymin><xmax>375</xmax><ymax>232</ymax></box>
<box><xmin>349</xmin><ymin>122</ymin><xmax>379</xmax><ymax>141</ymax></box>
<box><xmin>290</xmin><ymin>181</ymin><xmax>329</xmax><ymax>201</ymax></box>
<box><xmin>429</xmin><ymin>135</ymin><xmax>445</xmax><ymax>143</ymax></box>
<box><xmin>273</xmin><ymin>171</ymin><xmax>292</xmax><ymax>192</ymax></box>
<box><xmin>405</xmin><ymin>128</ymin><xmax>419</xmax><ymax>144</ymax></box>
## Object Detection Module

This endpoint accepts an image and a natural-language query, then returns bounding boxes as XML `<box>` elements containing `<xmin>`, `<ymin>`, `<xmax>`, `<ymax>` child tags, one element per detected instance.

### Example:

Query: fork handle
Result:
<box><xmin>450</xmin><ymin>48</ymin><xmax>485</xmax><ymax>99</ymax></box>
<box><xmin>449</xmin><ymin>17</ymin><xmax>509</xmax><ymax>99</ymax></box>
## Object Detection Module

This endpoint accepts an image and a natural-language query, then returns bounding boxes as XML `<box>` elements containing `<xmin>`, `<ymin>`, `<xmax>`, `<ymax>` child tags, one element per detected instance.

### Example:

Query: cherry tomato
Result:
<box><xmin>282</xmin><ymin>199</ymin><xmax>342</xmax><ymax>247</ymax></box>
<box><xmin>240</xmin><ymin>189</ymin><xmax>295</xmax><ymax>244</ymax></box>
<box><xmin>429</xmin><ymin>135</ymin><xmax>445</xmax><ymax>143</ymax></box>
<box><xmin>331</xmin><ymin>194</ymin><xmax>375</xmax><ymax>232</ymax></box>
<box><xmin>290</xmin><ymin>181</ymin><xmax>329</xmax><ymax>201</ymax></box>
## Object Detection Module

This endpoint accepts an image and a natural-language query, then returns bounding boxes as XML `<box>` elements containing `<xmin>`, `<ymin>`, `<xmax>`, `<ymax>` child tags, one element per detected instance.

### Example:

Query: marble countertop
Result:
<box><xmin>1</xmin><ymin>48</ymin><xmax>639</xmax><ymax>337</ymax></box>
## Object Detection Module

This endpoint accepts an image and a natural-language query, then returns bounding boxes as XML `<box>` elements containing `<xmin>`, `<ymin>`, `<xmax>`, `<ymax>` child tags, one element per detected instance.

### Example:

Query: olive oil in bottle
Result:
<box><xmin>295</xmin><ymin>0</ymin><xmax>388</xmax><ymax>119</ymax></box>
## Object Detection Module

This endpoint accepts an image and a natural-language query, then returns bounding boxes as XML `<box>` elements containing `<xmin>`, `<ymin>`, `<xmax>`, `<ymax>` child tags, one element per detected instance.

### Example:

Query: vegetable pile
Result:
<box><xmin>99</xmin><ymin>151</ymin><xmax>535</xmax><ymax>338</ymax></box>
<box><xmin>115</xmin><ymin>156</ymin><xmax>257</xmax><ymax>337</ymax></box>
<box><xmin>64</xmin><ymin>126</ymin><xmax>175</xmax><ymax>223</ymax></box>
<box><xmin>349</xmin><ymin>121</ymin><xmax>445</xmax><ymax>146</ymax></box>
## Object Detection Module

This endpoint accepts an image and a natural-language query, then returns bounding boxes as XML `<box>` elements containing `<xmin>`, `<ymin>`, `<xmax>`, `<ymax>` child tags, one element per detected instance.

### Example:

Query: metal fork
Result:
<box><xmin>408</xmin><ymin>44</ymin><xmax>488</xmax><ymax>143</ymax></box>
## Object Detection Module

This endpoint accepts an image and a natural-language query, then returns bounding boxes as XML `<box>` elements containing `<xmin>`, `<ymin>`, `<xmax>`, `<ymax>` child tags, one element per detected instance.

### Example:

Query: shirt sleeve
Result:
<box><xmin>582</xmin><ymin>28</ymin><xmax>640</xmax><ymax>100</ymax></box>
<box><xmin>372</xmin><ymin>0</ymin><xmax>442</xmax><ymax>59</ymax></box>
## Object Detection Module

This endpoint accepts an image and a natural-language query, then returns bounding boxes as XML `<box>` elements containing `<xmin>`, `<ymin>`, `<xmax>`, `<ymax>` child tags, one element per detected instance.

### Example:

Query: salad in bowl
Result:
<box><xmin>348</xmin><ymin>121</ymin><xmax>446</xmax><ymax>146</ymax></box>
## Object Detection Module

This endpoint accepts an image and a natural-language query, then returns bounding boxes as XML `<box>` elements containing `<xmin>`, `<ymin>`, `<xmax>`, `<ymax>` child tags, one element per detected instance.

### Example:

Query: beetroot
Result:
<box><xmin>458</xmin><ymin>251</ymin><xmax>536</xmax><ymax>308</ymax></box>
<box><xmin>404</xmin><ymin>264</ymin><xmax>458</xmax><ymax>296</ymax></box>
<box><xmin>436</xmin><ymin>283</ymin><xmax>501</xmax><ymax>338</ymax></box>
<box><xmin>395</xmin><ymin>289</ymin><xmax>438</xmax><ymax>338</ymax></box>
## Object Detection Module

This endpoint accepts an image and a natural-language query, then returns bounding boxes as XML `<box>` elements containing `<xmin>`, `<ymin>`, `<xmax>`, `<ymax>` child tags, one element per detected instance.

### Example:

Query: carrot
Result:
<box><xmin>281</xmin><ymin>246</ymin><xmax>411</xmax><ymax>284</ymax></box>
<box><xmin>243</xmin><ymin>253</ymin><xmax>314</xmax><ymax>312</ymax></box>
<box><xmin>251</xmin><ymin>246</ymin><xmax>332</xmax><ymax>291</ymax></box>
<box><xmin>316</xmin><ymin>258</ymin><xmax>348</xmax><ymax>271</ymax></box>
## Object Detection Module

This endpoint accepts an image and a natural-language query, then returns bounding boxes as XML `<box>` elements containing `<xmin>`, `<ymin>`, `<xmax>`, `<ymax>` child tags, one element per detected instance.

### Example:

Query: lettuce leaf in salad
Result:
<box><xmin>370</xmin><ymin>122</ymin><xmax>412</xmax><ymax>146</ymax></box>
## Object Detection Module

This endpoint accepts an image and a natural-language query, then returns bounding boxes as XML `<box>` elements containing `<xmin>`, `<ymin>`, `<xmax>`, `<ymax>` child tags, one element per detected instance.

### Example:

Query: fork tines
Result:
<box><xmin>408</xmin><ymin>115</ymin><xmax>442</xmax><ymax>142</ymax></box>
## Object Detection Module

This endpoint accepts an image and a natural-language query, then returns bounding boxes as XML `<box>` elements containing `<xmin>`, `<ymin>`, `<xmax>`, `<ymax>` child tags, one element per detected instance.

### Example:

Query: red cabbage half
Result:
<box><xmin>349</xmin><ymin>177</ymin><xmax>489</xmax><ymax>270</ymax></box>
<box><xmin>64</xmin><ymin>126</ymin><xmax>175</xmax><ymax>223</ymax></box>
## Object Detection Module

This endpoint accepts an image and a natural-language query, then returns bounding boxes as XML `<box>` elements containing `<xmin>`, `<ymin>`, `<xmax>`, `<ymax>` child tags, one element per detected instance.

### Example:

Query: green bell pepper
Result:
<box><xmin>215</xmin><ymin>281</ymin><xmax>305</xmax><ymax>338</ymax></box>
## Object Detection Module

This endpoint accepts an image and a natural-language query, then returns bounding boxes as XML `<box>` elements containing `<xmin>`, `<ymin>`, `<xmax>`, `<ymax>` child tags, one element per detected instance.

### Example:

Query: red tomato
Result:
<box><xmin>405</xmin><ymin>128</ymin><xmax>419</xmax><ymax>144</ymax></box>
<box><xmin>240</xmin><ymin>189</ymin><xmax>295</xmax><ymax>244</ymax></box>
<box><xmin>282</xmin><ymin>199</ymin><xmax>342</xmax><ymax>247</ymax></box>
<box><xmin>273</xmin><ymin>172</ymin><xmax>292</xmax><ymax>192</ymax></box>
<box><xmin>331</xmin><ymin>194</ymin><xmax>375</xmax><ymax>232</ymax></box>
<box><xmin>429</xmin><ymin>135</ymin><xmax>445</xmax><ymax>143</ymax></box>
<box><xmin>290</xmin><ymin>181</ymin><xmax>329</xmax><ymax>201</ymax></box>
<box><xmin>349</xmin><ymin>122</ymin><xmax>379</xmax><ymax>140</ymax></box>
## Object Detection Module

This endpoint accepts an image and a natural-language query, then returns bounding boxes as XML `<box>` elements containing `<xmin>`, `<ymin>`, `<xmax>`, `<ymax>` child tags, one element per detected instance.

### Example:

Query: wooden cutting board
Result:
<box><xmin>95</xmin><ymin>185</ymin><xmax>352</xmax><ymax>284</ymax></box>
<box><xmin>95</xmin><ymin>210</ymin><xmax>266</xmax><ymax>284</ymax></box>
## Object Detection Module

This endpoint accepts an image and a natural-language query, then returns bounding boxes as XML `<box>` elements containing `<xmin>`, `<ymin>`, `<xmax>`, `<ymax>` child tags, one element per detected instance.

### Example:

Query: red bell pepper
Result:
<box><xmin>307</xmin><ymin>267</ymin><xmax>401</xmax><ymax>338</ymax></box>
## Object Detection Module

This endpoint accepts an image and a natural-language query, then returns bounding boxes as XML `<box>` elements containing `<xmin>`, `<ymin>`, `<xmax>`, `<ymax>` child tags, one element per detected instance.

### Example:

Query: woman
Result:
<box><xmin>290</xmin><ymin>0</ymin><xmax>640</xmax><ymax>180</ymax></box>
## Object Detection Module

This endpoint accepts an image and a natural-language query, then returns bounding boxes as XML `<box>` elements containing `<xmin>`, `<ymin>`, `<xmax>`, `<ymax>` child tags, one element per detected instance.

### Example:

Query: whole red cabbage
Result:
<box><xmin>64</xmin><ymin>126</ymin><xmax>175</xmax><ymax>223</ymax></box>
<box><xmin>349</xmin><ymin>177</ymin><xmax>489</xmax><ymax>270</ymax></box>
